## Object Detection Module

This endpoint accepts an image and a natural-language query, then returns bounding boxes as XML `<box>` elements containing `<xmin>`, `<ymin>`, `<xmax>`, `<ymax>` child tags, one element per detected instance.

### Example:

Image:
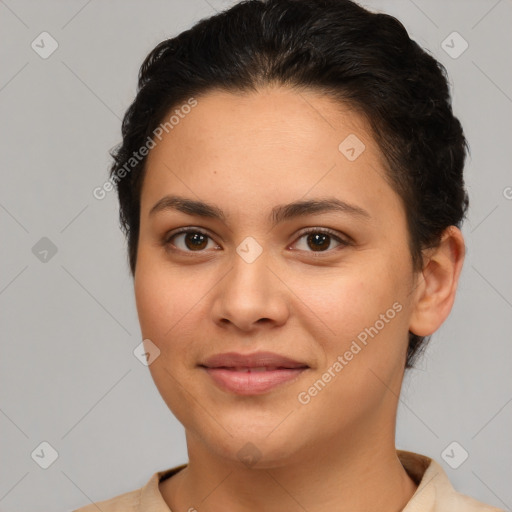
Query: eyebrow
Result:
<box><xmin>149</xmin><ymin>194</ymin><xmax>371</xmax><ymax>225</ymax></box>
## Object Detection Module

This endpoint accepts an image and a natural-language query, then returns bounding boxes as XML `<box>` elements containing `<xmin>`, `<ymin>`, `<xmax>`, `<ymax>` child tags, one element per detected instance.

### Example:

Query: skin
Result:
<box><xmin>134</xmin><ymin>86</ymin><xmax>465</xmax><ymax>512</ymax></box>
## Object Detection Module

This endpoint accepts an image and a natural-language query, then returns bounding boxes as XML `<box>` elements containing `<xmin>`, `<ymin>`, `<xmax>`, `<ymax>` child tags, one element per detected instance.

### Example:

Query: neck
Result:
<box><xmin>160</xmin><ymin>426</ymin><xmax>418</xmax><ymax>512</ymax></box>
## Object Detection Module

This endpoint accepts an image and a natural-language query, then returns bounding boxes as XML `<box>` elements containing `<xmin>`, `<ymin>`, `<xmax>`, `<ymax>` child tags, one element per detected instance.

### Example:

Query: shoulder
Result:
<box><xmin>398</xmin><ymin>450</ymin><xmax>505</xmax><ymax>512</ymax></box>
<box><xmin>429</xmin><ymin>459</ymin><xmax>504</xmax><ymax>512</ymax></box>
<box><xmin>442</xmin><ymin>487</ymin><xmax>505</xmax><ymax>512</ymax></box>
<box><xmin>71</xmin><ymin>466</ymin><xmax>184</xmax><ymax>512</ymax></box>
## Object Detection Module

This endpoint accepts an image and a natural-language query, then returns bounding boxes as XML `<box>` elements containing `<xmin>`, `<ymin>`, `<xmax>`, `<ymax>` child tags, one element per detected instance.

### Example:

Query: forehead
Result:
<box><xmin>140</xmin><ymin>86</ymin><xmax>402</xmax><ymax>224</ymax></box>
<box><xmin>150</xmin><ymin>86</ymin><xmax>371</xmax><ymax>157</ymax></box>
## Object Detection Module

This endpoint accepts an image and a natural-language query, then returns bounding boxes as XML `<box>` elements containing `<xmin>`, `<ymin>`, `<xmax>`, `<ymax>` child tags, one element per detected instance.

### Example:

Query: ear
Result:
<box><xmin>409</xmin><ymin>226</ymin><xmax>466</xmax><ymax>337</ymax></box>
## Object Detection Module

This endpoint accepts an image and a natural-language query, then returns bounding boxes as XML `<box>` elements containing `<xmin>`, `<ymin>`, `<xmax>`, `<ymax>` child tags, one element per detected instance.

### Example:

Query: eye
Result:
<box><xmin>163</xmin><ymin>227</ymin><xmax>351</xmax><ymax>255</ymax></box>
<box><xmin>164</xmin><ymin>228</ymin><xmax>220</xmax><ymax>253</ymax></box>
<box><xmin>291</xmin><ymin>228</ymin><xmax>350</xmax><ymax>254</ymax></box>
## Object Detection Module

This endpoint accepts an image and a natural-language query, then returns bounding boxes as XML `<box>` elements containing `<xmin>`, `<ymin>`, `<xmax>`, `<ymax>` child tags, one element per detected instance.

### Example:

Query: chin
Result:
<box><xmin>192</xmin><ymin>418</ymin><xmax>309</xmax><ymax>469</ymax></box>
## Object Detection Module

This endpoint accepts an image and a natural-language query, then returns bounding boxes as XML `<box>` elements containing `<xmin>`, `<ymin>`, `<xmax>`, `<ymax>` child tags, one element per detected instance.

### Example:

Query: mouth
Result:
<box><xmin>199</xmin><ymin>351</ymin><xmax>309</xmax><ymax>395</ymax></box>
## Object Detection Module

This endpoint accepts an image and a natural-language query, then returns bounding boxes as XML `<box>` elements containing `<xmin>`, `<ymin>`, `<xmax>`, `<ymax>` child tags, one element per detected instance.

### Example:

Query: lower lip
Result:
<box><xmin>203</xmin><ymin>367</ymin><xmax>307</xmax><ymax>395</ymax></box>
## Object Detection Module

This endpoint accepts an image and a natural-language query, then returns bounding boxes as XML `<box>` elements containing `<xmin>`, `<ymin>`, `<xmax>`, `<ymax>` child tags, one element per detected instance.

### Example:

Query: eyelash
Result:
<box><xmin>162</xmin><ymin>227</ymin><xmax>352</xmax><ymax>256</ymax></box>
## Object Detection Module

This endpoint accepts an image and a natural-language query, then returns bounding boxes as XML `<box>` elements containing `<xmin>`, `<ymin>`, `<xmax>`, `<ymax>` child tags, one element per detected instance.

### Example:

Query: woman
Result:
<box><xmin>75</xmin><ymin>0</ymin><xmax>503</xmax><ymax>510</ymax></box>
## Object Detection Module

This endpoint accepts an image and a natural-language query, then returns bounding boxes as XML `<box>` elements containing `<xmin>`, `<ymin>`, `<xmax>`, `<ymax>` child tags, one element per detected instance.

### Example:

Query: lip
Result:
<box><xmin>201</xmin><ymin>351</ymin><xmax>308</xmax><ymax>369</ymax></box>
<box><xmin>199</xmin><ymin>351</ymin><xmax>309</xmax><ymax>395</ymax></box>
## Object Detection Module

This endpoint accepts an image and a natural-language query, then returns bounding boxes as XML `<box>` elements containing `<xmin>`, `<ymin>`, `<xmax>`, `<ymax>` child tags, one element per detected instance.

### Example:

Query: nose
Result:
<box><xmin>210</xmin><ymin>248</ymin><xmax>290</xmax><ymax>332</ymax></box>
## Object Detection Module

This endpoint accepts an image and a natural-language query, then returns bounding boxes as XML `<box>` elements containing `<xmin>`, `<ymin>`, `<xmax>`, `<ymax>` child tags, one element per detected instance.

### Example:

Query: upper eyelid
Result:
<box><xmin>165</xmin><ymin>226</ymin><xmax>218</xmax><ymax>243</ymax></box>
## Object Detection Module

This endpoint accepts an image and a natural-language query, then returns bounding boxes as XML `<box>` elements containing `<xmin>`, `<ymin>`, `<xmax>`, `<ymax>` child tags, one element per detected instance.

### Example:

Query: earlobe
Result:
<box><xmin>409</xmin><ymin>226</ymin><xmax>466</xmax><ymax>337</ymax></box>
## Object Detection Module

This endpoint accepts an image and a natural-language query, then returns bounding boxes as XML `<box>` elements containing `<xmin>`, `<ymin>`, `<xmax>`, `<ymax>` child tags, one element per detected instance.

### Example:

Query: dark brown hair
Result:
<box><xmin>109</xmin><ymin>0</ymin><xmax>469</xmax><ymax>369</ymax></box>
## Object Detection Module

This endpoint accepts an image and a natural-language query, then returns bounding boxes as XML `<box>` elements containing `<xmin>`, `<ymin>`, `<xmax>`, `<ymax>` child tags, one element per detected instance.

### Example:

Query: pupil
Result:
<box><xmin>186</xmin><ymin>232</ymin><xmax>207</xmax><ymax>250</ymax></box>
<box><xmin>308</xmin><ymin>233</ymin><xmax>329</xmax><ymax>251</ymax></box>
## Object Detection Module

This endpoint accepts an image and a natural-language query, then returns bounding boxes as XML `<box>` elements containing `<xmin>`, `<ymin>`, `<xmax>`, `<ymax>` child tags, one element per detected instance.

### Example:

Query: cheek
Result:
<box><xmin>292</xmin><ymin>273</ymin><xmax>409</xmax><ymax>423</ymax></box>
<box><xmin>134</xmin><ymin>255</ymin><xmax>204</xmax><ymax>420</ymax></box>
<box><xmin>293</xmin><ymin>262</ymin><xmax>401</xmax><ymax>334</ymax></box>
<box><xmin>294</xmin><ymin>259</ymin><xmax>410</xmax><ymax>377</ymax></box>
<box><xmin>134</xmin><ymin>251</ymin><xmax>219</xmax><ymax>372</ymax></box>
<box><xmin>134</xmin><ymin>251</ymin><xmax>188</xmax><ymax>343</ymax></box>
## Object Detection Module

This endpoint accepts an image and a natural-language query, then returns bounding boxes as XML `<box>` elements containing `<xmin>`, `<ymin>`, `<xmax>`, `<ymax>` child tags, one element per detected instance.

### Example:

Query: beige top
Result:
<box><xmin>73</xmin><ymin>450</ymin><xmax>504</xmax><ymax>511</ymax></box>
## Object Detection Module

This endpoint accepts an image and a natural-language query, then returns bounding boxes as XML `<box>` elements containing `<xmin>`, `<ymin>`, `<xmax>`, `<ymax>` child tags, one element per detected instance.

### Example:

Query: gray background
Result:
<box><xmin>0</xmin><ymin>0</ymin><xmax>511</xmax><ymax>510</ymax></box>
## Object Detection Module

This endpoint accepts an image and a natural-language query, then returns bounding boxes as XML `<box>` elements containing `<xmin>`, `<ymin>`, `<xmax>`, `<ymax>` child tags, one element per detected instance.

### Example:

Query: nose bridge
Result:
<box><xmin>228</xmin><ymin>237</ymin><xmax>273</xmax><ymax>299</ymax></box>
<box><xmin>212</xmin><ymin>236</ymin><xmax>289</xmax><ymax>329</ymax></box>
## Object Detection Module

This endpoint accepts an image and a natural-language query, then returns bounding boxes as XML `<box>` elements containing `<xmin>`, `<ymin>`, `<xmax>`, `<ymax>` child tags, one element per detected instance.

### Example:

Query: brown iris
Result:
<box><xmin>307</xmin><ymin>232</ymin><xmax>330</xmax><ymax>252</ymax></box>
<box><xmin>184</xmin><ymin>232</ymin><xmax>209</xmax><ymax>251</ymax></box>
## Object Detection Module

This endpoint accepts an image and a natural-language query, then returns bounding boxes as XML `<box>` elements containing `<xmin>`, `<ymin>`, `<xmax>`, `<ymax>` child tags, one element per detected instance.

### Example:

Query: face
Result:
<box><xmin>134</xmin><ymin>86</ymin><xmax>418</xmax><ymax>467</ymax></box>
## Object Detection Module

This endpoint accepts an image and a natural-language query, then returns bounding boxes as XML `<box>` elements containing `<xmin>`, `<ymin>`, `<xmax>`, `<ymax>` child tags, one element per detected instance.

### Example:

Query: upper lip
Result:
<box><xmin>200</xmin><ymin>351</ymin><xmax>309</xmax><ymax>369</ymax></box>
